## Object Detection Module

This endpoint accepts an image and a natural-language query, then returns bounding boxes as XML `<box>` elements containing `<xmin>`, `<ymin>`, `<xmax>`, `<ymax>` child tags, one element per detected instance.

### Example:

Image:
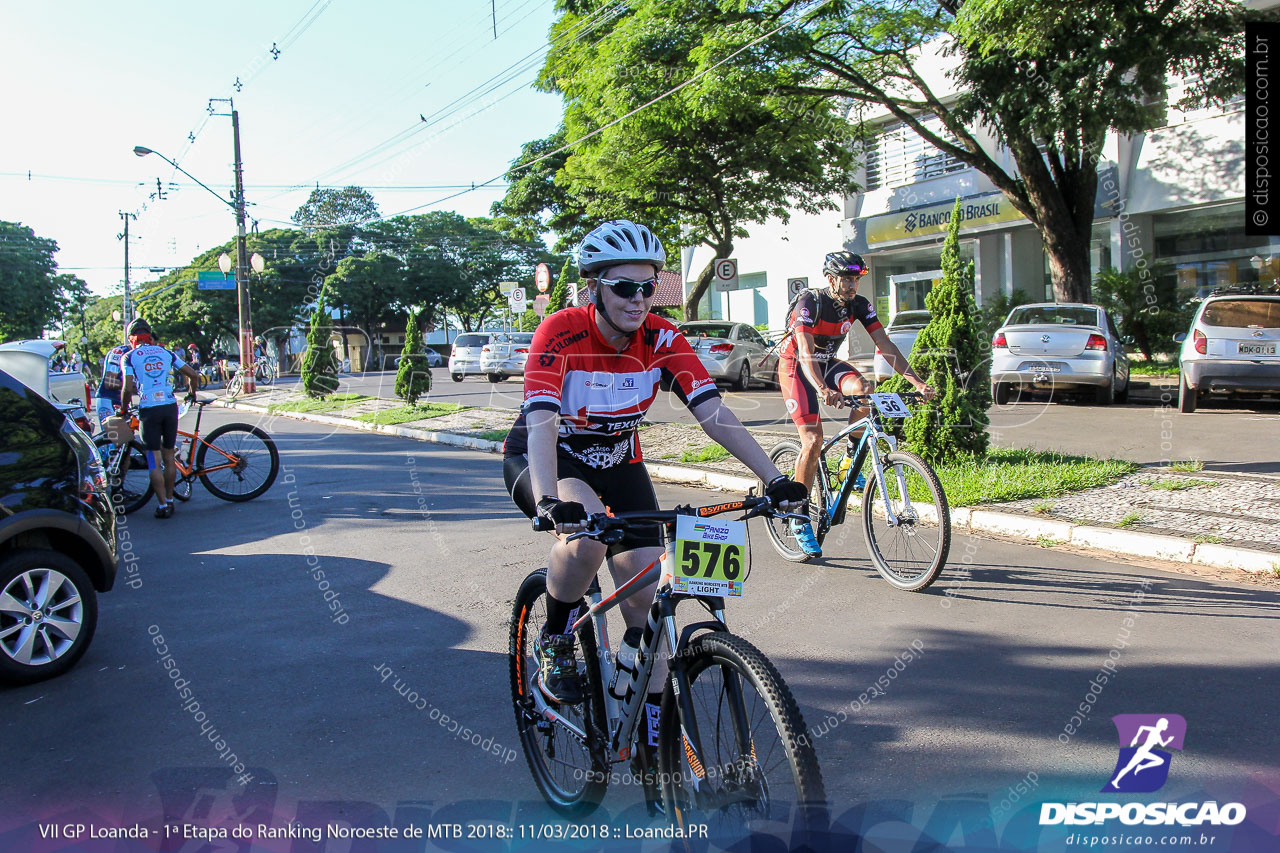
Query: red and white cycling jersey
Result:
<box><xmin>504</xmin><ymin>306</ymin><xmax>719</xmax><ymax>469</ymax></box>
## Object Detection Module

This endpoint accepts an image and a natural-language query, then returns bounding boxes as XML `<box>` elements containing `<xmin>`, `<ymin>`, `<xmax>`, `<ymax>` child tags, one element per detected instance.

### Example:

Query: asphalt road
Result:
<box><xmin>270</xmin><ymin>371</ymin><xmax>1280</xmax><ymax>474</ymax></box>
<box><xmin>2</xmin><ymin>414</ymin><xmax>1277</xmax><ymax>848</ymax></box>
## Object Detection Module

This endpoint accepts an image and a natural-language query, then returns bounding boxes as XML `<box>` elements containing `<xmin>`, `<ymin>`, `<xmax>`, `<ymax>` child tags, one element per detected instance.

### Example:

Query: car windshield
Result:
<box><xmin>680</xmin><ymin>324</ymin><xmax>733</xmax><ymax>339</ymax></box>
<box><xmin>890</xmin><ymin>311</ymin><xmax>930</xmax><ymax>329</ymax></box>
<box><xmin>455</xmin><ymin>334</ymin><xmax>489</xmax><ymax>347</ymax></box>
<box><xmin>1202</xmin><ymin>298</ymin><xmax>1280</xmax><ymax>328</ymax></box>
<box><xmin>1006</xmin><ymin>306</ymin><xmax>1099</xmax><ymax>327</ymax></box>
<box><xmin>495</xmin><ymin>333</ymin><xmax>535</xmax><ymax>344</ymax></box>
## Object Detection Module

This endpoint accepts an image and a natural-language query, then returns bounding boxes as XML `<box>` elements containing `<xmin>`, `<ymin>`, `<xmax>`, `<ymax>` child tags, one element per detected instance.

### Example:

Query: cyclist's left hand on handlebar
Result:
<box><xmin>765</xmin><ymin>475</ymin><xmax>808</xmax><ymax>509</ymax></box>
<box><xmin>911</xmin><ymin>379</ymin><xmax>937</xmax><ymax>401</ymax></box>
<box><xmin>184</xmin><ymin>392</ymin><xmax>197</xmax><ymax>404</ymax></box>
<box><xmin>536</xmin><ymin>496</ymin><xmax>588</xmax><ymax>534</ymax></box>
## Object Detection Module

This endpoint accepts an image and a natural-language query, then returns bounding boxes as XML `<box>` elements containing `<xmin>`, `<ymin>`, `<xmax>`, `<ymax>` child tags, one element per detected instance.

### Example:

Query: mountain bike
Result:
<box><xmin>763</xmin><ymin>392</ymin><xmax>951</xmax><ymax>591</ymax></box>
<box><xmin>93</xmin><ymin>412</ymin><xmax>152</xmax><ymax>515</ymax></box>
<box><xmin>509</xmin><ymin>496</ymin><xmax>827</xmax><ymax>844</ymax></box>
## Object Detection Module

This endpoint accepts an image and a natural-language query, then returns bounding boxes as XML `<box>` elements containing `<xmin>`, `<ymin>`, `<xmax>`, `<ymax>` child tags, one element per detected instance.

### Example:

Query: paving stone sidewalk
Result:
<box><xmin>233</xmin><ymin>389</ymin><xmax>1279</xmax><ymax>556</ymax></box>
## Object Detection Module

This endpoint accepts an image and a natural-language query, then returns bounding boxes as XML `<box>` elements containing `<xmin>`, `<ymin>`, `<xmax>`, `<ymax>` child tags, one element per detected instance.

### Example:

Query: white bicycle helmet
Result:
<box><xmin>576</xmin><ymin>219</ymin><xmax>666</xmax><ymax>277</ymax></box>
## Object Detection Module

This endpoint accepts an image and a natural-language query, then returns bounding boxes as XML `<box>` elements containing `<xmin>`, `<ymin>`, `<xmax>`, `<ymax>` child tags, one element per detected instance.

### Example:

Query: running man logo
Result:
<box><xmin>1102</xmin><ymin>714</ymin><xmax>1187</xmax><ymax>793</ymax></box>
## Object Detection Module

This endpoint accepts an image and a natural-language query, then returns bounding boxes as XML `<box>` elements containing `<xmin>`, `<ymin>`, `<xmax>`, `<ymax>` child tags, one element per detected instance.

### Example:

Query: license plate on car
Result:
<box><xmin>1238</xmin><ymin>343</ymin><xmax>1276</xmax><ymax>355</ymax></box>
<box><xmin>1026</xmin><ymin>363</ymin><xmax>1061</xmax><ymax>373</ymax></box>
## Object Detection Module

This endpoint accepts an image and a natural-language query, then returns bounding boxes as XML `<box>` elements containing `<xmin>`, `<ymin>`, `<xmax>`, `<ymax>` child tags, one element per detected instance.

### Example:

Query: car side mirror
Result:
<box><xmin>1173</xmin><ymin>332</ymin><xmax>1187</xmax><ymax>343</ymax></box>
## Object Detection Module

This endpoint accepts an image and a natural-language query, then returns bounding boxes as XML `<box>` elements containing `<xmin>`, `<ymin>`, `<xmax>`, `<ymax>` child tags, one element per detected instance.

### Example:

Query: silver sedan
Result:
<box><xmin>991</xmin><ymin>303</ymin><xmax>1130</xmax><ymax>405</ymax></box>
<box><xmin>677</xmin><ymin>321</ymin><xmax>779</xmax><ymax>391</ymax></box>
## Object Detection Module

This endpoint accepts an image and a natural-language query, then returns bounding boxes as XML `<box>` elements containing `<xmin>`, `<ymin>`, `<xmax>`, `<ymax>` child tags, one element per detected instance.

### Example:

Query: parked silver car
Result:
<box><xmin>873</xmin><ymin>310</ymin><xmax>929</xmax><ymax>381</ymax></box>
<box><xmin>677</xmin><ymin>321</ymin><xmax>778</xmax><ymax>391</ymax></box>
<box><xmin>479</xmin><ymin>332</ymin><xmax>535</xmax><ymax>382</ymax></box>
<box><xmin>991</xmin><ymin>303</ymin><xmax>1130</xmax><ymax>405</ymax></box>
<box><xmin>1175</xmin><ymin>290</ymin><xmax>1280</xmax><ymax>413</ymax></box>
<box><xmin>448</xmin><ymin>333</ymin><xmax>493</xmax><ymax>382</ymax></box>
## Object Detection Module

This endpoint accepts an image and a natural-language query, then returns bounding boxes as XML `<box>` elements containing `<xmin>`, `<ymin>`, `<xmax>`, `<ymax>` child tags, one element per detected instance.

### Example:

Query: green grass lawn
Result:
<box><xmin>680</xmin><ymin>444</ymin><xmax>731</xmax><ymax>464</ymax></box>
<box><xmin>1128</xmin><ymin>362</ymin><xmax>1180</xmax><ymax>376</ymax></box>
<box><xmin>477</xmin><ymin>429</ymin><xmax>510</xmax><ymax>442</ymax></box>
<box><xmin>354</xmin><ymin>402</ymin><xmax>469</xmax><ymax>425</ymax></box>
<box><xmin>266</xmin><ymin>393</ymin><xmax>371</xmax><ymax>414</ymax></box>
<box><xmin>925</xmin><ymin>448</ymin><xmax>1138</xmax><ymax>507</ymax></box>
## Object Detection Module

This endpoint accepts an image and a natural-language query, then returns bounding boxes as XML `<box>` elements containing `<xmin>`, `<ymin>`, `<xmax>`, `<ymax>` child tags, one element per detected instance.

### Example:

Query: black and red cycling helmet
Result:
<box><xmin>823</xmin><ymin>251</ymin><xmax>867</xmax><ymax>277</ymax></box>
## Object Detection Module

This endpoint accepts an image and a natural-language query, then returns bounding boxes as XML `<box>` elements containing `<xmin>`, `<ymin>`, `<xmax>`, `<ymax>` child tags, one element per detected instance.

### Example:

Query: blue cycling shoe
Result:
<box><xmin>790</xmin><ymin>519</ymin><xmax>822</xmax><ymax>557</ymax></box>
<box><xmin>852</xmin><ymin>473</ymin><xmax>866</xmax><ymax>490</ymax></box>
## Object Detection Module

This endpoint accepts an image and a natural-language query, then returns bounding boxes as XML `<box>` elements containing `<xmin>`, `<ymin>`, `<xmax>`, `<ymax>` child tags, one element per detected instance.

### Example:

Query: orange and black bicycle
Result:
<box><xmin>96</xmin><ymin>398</ymin><xmax>279</xmax><ymax>513</ymax></box>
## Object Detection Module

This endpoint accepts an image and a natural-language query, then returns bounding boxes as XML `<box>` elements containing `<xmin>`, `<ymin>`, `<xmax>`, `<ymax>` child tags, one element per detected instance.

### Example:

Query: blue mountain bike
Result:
<box><xmin>763</xmin><ymin>392</ymin><xmax>951</xmax><ymax>591</ymax></box>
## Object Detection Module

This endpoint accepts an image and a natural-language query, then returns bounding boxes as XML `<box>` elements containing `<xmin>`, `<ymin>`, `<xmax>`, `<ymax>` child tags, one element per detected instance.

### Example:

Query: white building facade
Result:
<box><xmin>682</xmin><ymin>34</ymin><xmax>1265</xmax><ymax>360</ymax></box>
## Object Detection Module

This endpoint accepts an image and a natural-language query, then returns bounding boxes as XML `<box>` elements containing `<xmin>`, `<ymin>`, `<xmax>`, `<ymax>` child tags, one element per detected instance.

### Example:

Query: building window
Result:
<box><xmin>739</xmin><ymin>272</ymin><xmax>766</xmax><ymax>290</ymax></box>
<box><xmin>864</xmin><ymin>115</ymin><xmax>967</xmax><ymax>191</ymax></box>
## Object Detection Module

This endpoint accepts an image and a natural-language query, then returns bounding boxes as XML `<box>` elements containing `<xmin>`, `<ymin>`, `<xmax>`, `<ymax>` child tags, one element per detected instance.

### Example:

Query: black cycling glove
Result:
<box><xmin>536</xmin><ymin>496</ymin><xmax>588</xmax><ymax>528</ymax></box>
<box><xmin>765</xmin><ymin>476</ymin><xmax>808</xmax><ymax>506</ymax></box>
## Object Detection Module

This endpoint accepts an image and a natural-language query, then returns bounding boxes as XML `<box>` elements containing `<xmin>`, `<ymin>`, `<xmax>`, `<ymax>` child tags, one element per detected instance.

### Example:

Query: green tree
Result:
<box><xmin>292</xmin><ymin>186</ymin><xmax>380</xmax><ymax>231</ymax></box>
<box><xmin>0</xmin><ymin>221</ymin><xmax>80</xmax><ymax>339</ymax></box>
<box><xmin>546</xmin><ymin>258</ymin><xmax>575</xmax><ymax>314</ymax></box>
<box><xmin>885</xmin><ymin>198</ymin><xmax>990</xmax><ymax>464</ymax></box>
<box><xmin>1092</xmin><ymin>265</ymin><xmax>1188</xmax><ymax>361</ymax></box>
<box><xmin>323</xmin><ymin>249</ymin><xmax>405</xmax><ymax>369</ymax></box>
<box><xmin>507</xmin><ymin>2</ymin><xmax>861</xmax><ymax>319</ymax></box>
<box><xmin>301</xmin><ymin>284</ymin><xmax>339</xmax><ymax>399</ymax></box>
<box><xmin>394</xmin><ymin>308</ymin><xmax>432</xmax><ymax>405</ymax></box>
<box><xmin>720</xmin><ymin>0</ymin><xmax>1249</xmax><ymax>303</ymax></box>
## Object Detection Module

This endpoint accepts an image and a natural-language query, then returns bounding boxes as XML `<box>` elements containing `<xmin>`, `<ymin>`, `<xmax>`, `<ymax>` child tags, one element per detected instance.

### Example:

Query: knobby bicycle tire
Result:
<box><xmin>762</xmin><ymin>440</ymin><xmax>828</xmax><ymax>563</ymax></box>
<box><xmin>862</xmin><ymin>449</ymin><xmax>951</xmax><ymax>591</ymax></box>
<box><xmin>226</xmin><ymin>374</ymin><xmax>244</xmax><ymax>399</ymax></box>
<box><xmin>194</xmin><ymin>424</ymin><xmax>280</xmax><ymax>502</ymax></box>
<box><xmin>94</xmin><ymin>436</ymin><xmax>153</xmax><ymax>515</ymax></box>
<box><xmin>508</xmin><ymin>569</ymin><xmax>609</xmax><ymax>817</ymax></box>
<box><xmin>658</xmin><ymin>631</ymin><xmax>828</xmax><ymax>846</ymax></box>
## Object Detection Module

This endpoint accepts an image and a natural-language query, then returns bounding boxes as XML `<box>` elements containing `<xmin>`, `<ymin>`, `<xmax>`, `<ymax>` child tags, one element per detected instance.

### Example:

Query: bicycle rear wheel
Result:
<box><xmin>862</xmin><ymin>450</ymin><xmax>951</xmax><ymax>591</ymax></box>
<box><xmin>658</xmin><ymin>631</ymin><xmax>827</xmax><ymax>846</ymax></box>
<box><xmin>195</xmin><ymin>424</ymin><xmax>280</xmax><ymax>502</ymax></box>
<box><xmin>761</xmin><ymin>440</ymin><xmax>827</xmax><ymax>563</ymax></box>
<box><xmin>94</xmin><ymin>436</ymin><xmax>153</xmax><ymax>515</ymax></box>
<box><xmin>508</xmin><ymin>569</ymin><xmax>608</xmax><ymax>817</ymax></box>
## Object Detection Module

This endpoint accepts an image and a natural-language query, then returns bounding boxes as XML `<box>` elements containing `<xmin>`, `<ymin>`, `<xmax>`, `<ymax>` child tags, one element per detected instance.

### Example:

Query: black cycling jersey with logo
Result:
<box><xmin>781</xmin><ymin>289</ymin><xmax>882</xmax><ymax>362</ymax></box>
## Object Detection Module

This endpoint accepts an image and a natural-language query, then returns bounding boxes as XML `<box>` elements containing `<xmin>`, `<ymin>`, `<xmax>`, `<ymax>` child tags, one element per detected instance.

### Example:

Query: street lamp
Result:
<box><xmin>134</xmin><ymin>121</ymin><xmax>256</xmax><ymax>393</ymax></box>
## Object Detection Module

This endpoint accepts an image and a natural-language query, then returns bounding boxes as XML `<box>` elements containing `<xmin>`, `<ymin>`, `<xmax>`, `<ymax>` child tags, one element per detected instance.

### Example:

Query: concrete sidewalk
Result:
<box><xmin>217</xmin><ymin>387</ymin><xmax>1279</xmax><ymax>577</ymax></box>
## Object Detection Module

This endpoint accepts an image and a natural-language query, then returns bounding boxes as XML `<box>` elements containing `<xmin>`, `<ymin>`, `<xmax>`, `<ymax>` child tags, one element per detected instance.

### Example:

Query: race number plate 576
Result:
<box><xmin>673</xmin><ymin>516</ymin><xmax>747</xmax><ymax>597</ymax></box>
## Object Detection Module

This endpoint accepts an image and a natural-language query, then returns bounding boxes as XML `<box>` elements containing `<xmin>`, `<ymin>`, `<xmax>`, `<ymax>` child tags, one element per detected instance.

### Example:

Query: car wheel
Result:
<box><xmin>451</xmin><ymin>373</ymin><xmax>463</xmax><ymax>383</ymax></box>
<box><xmin>1178</xmin><ymin>372</ymin><xmax>1197</xmax><ymax>413</ymax></box>
<box><xmin>1115</xmin><ymin>369</ymin><xmax>1130</xmax><ymax>403</ymax></box>
<box><xmin>0</xmin><ymin>549</ymin><xmax>99</xmax><ymax>685</ymax></box>
<box><xmin>733</xmin><ymin>361</ymin><xmax>750</xmax><ymax>392</ymax></box>
<box><xmin>993</xmin><ymin>382</ymin><xmax>1011</xmax><ymax>405</ymax></box>
<box><xmin>1094</xmin><ymin>370</ymin><xmax>1116</xmax><ymax>405</ymax></box>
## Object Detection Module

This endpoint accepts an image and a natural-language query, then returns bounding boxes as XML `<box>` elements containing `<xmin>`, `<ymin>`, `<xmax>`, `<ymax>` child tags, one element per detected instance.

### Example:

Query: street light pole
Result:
<box><xmin>231</xmin><ymin>107</ymin><xmax>256</xmax><ymax>394</ymax></box>
<box><xmin>118</xmin><ymin>211</ymin><xmax>136</xmax><ymax>338</ymax></box>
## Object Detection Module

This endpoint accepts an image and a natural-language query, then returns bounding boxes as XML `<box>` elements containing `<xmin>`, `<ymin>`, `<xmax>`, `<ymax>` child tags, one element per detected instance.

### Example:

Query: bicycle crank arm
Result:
<box><xmin>526</xmin><ymin>677</ymin><xmax>589</xmax><ymax>744</ymax></box>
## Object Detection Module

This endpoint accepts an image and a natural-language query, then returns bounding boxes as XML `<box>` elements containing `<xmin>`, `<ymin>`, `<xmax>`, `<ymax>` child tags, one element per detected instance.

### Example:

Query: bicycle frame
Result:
<box><xmin>523</xmin><ymin>502</ymin><xmax>765</xmax><ymax>787</ymax></box>
<box><xmin>812</xmin><ymin>410</ymin><xmax>913</xmax><ymax>530</ymax></box>
<box><xmin>173</xmin><ymin>403</ymin><xmax>241</xmax><ymax>478</ymax></box>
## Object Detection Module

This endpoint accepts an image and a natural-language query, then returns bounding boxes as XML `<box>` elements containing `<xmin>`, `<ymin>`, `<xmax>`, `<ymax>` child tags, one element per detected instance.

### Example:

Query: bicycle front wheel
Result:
<box><xmin>195</xmin><ymin>424</ymin><xmax>280</xmax><ymax>502</ymax></box>
<box><xmin>658</xmin><ymin>631</ymin><xmax>827</xmax><ymax>846</ymax></box>
<box><xmin>862</xmin><ymin>450</ymin><xmax>951</xmax><ymax>591</ymax></box>
<box><xmin>762</xmin><ymin>440</ymin><xmax>827</xmax><ymax>563</ymax></box>
<box><xmin>226</xmin><ymin>373</ymin><xmax>243</xmax><ymax>399</ymax></box>
<box><xmin>508</xmin><ymin>569</ymin><xmax>608</xmax><ymax>817</ymax></box>
<box><xmin>94</xmin><ymin>436</ymin><xmax>153</xmax><ymax>515</ymax></box>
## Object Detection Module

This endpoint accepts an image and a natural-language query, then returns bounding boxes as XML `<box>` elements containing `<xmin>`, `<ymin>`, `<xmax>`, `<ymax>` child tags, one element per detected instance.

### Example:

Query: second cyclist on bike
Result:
<box><xmin>779</xmin><ymin>251</ymin><xmax>934</xmax><ymax>557</ymax></box>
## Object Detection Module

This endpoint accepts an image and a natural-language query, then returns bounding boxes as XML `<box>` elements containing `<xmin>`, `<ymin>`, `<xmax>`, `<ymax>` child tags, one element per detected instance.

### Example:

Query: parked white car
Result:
<box><xmin>448</xmin><ymin>333</ymin><xmax>494</xmax><ymax>382</ymax></box>
<box><xmin>873</xmin><ymin>310</ymin><xmax>929</xmax><ymax>381</ymax></box>
<box><xmin>991</xmin><ymin>303</ymin><xmax>1131</xmax><ymax>405</ymax></box>
<box><xmin>677</xmin><ymin>321</ymin><xmax>779</xmax><ymax>390</ymax></box>
<box><xmin>1175</xmin><ymin>290</ymin><xmax>1280</xmax><ymax>413</ymax></box>
<box><xmin>0</xmin><ymin>339</ymin><xmax>93</xmax><ymax>431</ymax></box>
<box><xmin>479</xmin><ymin>332</ymin><xmax>535</xmax><ymax>382</ymax></box>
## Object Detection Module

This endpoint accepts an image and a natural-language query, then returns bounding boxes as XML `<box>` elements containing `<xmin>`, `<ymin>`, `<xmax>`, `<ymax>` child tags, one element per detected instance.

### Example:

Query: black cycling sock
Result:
<box><xmin>543</xmin><ymin>594</ymin><xmax>581</xmax><ymax>637</ymax></box>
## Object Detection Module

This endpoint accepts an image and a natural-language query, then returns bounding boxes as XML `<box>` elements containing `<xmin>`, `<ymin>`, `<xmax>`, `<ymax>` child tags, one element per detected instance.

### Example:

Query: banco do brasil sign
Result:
<box><xmin>865</xmin><ymin>192</ymin><xmax>1027</xmax><ymax>246</ymax></box>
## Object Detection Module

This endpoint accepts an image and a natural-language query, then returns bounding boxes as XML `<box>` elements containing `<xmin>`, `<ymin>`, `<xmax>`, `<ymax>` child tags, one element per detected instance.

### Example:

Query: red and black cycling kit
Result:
<box><xmin>503</xmin><ymin>305</ymin><xmax>720</xmax><ymax>553</ymax></box>
<box><xmin>778</xmin><ymin>289</ymin><xmax>883</xmax><ymax>426</ymax></box>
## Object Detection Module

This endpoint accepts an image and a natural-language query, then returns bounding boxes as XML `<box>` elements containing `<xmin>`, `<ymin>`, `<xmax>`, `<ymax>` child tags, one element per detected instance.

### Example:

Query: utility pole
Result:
<box><xmin>119</xmin><ymin>211</ymin><xmax>137</xmax><ymax>338</ymax></box>
<box><xmin>231</xmin><ymin>104</ymin><xmax>256</xmax><ymax>394</ymax></box>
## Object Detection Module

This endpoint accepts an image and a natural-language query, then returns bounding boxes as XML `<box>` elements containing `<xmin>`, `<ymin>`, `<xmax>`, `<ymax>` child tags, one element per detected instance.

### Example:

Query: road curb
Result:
<box><xmin>211</xmin><ymin>397</ymin><xmax>1277</xmax><ymax>576</ymax></box>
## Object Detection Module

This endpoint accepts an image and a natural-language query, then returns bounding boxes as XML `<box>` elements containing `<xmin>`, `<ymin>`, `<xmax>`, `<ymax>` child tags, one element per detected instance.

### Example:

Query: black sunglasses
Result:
<box><xmin>598</xmin><ymin>276</ymin><xmax>658</xmax><ymax>299</ymax></box>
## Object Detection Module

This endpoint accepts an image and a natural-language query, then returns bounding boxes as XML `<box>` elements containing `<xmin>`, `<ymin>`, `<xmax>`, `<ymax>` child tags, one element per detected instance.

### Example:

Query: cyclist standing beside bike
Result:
<box><xmin>119</xmin><ymin>319</ymin><xmax>200</xmax><ymax>518</ymax></box>
<box><xmin>779</xmin><ymin>251</ymin><xmax>934</xmax><ymax>557</ymax></box>
<box><xmin>502</xmin><ymin>220</ymin><xmax>806</xmax><ymax>758</ymax></box>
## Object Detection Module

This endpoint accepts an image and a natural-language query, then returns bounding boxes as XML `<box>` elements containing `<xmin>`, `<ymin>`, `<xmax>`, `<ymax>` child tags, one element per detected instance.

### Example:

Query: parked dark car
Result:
<box><xmin>0</xmin><ymin>369</ymin><xmax>117</xmax><ymax>685</ymax></box>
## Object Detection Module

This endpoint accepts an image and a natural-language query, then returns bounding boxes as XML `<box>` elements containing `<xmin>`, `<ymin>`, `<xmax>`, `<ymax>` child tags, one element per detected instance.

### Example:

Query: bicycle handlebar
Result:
<box><xmin>530</xmin><ymin>494</ymin><xmax>807</xmax><ymax>535</ymax></box>
<box><xmin>840</xmin><ymin>390</ymin><xmax>926</xmax><ymax>407</ymax></box>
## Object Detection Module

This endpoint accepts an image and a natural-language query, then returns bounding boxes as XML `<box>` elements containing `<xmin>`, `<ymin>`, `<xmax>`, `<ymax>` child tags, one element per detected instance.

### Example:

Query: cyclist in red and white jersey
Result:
<box><xmin>779</xmin><ymin>251</ymin><xmax>934</xmax><ymax>556</ymax></box>
<box><xmin>504</xmin><ymin>220</ymin><xmax>806</xmax><ymax>732</ymax></box>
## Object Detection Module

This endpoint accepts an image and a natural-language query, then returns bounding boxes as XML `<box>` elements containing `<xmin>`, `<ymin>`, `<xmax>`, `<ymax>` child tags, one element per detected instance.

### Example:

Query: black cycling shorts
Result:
<box><xmin>503</xmin><ymin>452</ymin><xmax>662</xmax><ymax>557</ymax></box>
<box><xmin>138</xmin><ymin>403</ymin><xmax>179</xmax><ymax>451</ymax></box>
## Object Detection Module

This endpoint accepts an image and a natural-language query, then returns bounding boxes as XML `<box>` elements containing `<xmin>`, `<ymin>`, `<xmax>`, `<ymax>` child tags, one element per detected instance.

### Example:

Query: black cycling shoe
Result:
<box><xmin>154</xmin><ymin>503</ymin><xmax>173</xmax><ymax>519</ymax></box>
<box><xmin>631</xmin><ymin>741</ymin><xmax>664</xmax><ymax>817</ymax></box>
<box><xmin>534</xmin><ymin>630</ymin><xmax>585</xmax><ymax>706</ymax></box>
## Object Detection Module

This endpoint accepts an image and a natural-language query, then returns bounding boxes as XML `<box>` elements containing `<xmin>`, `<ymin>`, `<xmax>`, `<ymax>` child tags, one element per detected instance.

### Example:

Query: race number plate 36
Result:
<box><xmin>870</xmin><ymin>392</ymin><xmax>909</xmax><ymax>418</ymax></box>
<box><xmin>673</xmin><ymin>515</ymin><xmax>747</xmax><ymax>597</ymax></box>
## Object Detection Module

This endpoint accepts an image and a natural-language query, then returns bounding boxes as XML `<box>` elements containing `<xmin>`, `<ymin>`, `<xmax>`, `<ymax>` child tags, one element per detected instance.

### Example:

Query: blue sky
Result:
<box><xmin>0</xmin><ymin>0</ymin><xmax>562</xmax><ymax>296</ymax></box>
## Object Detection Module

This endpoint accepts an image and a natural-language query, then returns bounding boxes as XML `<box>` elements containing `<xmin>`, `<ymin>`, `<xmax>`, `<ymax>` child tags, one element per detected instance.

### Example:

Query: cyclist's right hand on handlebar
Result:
<box><xmin>536</xmin><ymin>496</ymin><xmax>588</xmax><ymax>533</ymax></box>
<box><xmin>765</xmin><ymin>476</ymin><xmax>808</xmax><ymax>510</ymax></box>
<box><xmin>820</xmin><ymin>386</ymin><xmax>843</xmax><ymax>408</ymax></box>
